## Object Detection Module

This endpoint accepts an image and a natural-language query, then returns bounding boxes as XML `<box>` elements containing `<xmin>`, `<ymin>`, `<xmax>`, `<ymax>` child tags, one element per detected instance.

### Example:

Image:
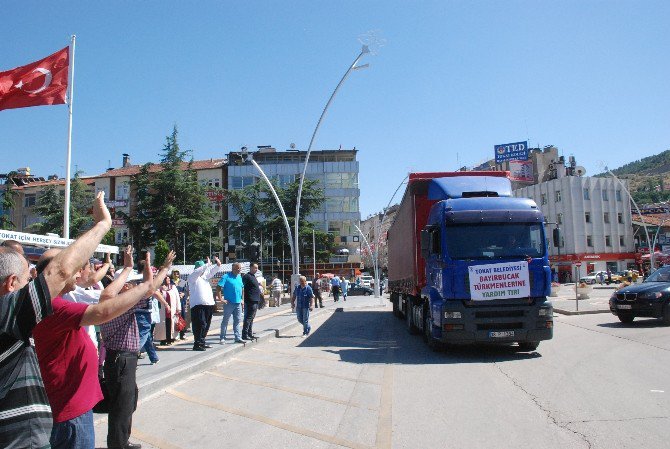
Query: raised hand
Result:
<box><xmin>123</xmin><ymin>245</ymin><xmax>134</xmax><ymax>268</ymax></box>
<box><xmin>162</xmin><ymin>250</ymin><xmax>176</xmax><ymax>269</ymax></box>
<box><xmin>92</xmin><ymin>191</ymin><xmax>112</xmax><ymax>227</ymax></box>
<box><xmin>142</xmin><ymin>251</ymin><xmax>153</xmax><ymax>283</ymax></box>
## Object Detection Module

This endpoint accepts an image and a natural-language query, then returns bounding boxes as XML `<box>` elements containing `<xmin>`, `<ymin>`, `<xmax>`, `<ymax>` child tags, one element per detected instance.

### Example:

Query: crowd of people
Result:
<box><xmin>0</xmin><ymin>192</ymin><xmax>370</xmax><ymax>449</ymax></box>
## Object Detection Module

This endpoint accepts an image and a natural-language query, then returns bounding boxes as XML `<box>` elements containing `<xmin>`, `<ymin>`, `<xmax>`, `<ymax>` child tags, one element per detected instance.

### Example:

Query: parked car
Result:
<box><xmin>580</xmin><ymin>271</ymin><xmax>610</xmax><ymax>285</ymax></box>
<box><xmin>347</xmin><ymin>284</ymin><xmax>373</xmax><ymax>296</ymax></box>
<box><xmin>609</xmin><ymin>266</ymin><xmax>670</xmax><ymax>324</ymax></box>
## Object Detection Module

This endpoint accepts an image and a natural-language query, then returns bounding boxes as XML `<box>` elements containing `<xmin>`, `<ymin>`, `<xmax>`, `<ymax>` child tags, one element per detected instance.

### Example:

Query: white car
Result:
<box><xmin>579</xmin><ymin>271</ymin><xmax>610</xmax><ymax>285</ymax></box>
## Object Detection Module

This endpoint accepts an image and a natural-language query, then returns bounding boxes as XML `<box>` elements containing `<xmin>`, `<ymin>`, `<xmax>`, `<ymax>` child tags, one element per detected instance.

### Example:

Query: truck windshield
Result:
<box><xmin>444</xmin><ymin>223</ymin><xmax>546</xmax><ymax>260</ymax></box>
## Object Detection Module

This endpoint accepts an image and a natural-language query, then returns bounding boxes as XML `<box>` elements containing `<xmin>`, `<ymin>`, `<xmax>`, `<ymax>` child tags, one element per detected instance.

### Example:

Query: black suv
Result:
<box><xmin>609</xmin><ymin>266</ymin><xmax>670</xmax><ymax>324</ymax></box>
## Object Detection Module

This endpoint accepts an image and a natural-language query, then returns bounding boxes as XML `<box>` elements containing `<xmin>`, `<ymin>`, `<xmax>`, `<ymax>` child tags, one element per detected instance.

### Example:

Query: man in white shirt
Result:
<box><xmin>270</xmin><ymin>275</ymin><xmax>283</xmax><ymax>307</ymax></box>
<box><xmin>187</xmin><ymin>256</ymin><xmax>222</xmax><ymax>351</ymax></box>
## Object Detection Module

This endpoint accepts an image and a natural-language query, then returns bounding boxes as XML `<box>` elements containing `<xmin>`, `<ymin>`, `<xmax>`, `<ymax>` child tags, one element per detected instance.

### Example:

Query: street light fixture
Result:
<box><xmin>294</xmin><ymin>43</ymin><xmax>373</xmax><ymax>277</ymax></box>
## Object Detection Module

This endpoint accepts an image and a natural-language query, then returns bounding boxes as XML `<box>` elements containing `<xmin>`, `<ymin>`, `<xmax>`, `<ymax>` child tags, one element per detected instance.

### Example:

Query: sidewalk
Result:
<box><xmin>134</xmin><ymin>293</ymin><xmax>387</xmax><ymax>400</ymax></box>
<box><xmin>550</xmin><ymin>283</ymin><xmax>616</xmax><ymax>316</ymax></box>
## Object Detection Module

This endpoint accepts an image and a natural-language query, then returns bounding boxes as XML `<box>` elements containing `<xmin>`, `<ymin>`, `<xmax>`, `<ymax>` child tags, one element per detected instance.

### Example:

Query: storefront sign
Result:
<box><xmin>468</xmin><ymin>261</ymin><xmax>530</xmax><ymax>300</ymax></box>
<box><xmin>0</xmin><ymin>229</ymin><xmax>119</xmax><ymax>254</ymax></box>
<box><xmin>205</xmin><ymin>190</ymin><xmax>224</xmax><ymax>202</ymax></box>
<box><xmin>105</xmin><ymin>199</ymin><xmax>128</xmax><ymax>208</ymax></box>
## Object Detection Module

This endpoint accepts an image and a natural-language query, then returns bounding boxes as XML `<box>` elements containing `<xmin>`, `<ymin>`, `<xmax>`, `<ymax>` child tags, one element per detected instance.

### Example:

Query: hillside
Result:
<box><xmin>596</xmin><ymin>149</ymin><xmax>670</xmax><ymax>205</ymax></box>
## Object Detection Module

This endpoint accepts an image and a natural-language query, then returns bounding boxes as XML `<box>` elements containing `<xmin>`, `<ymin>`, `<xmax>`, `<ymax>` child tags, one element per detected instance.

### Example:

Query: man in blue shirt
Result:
<box><xmin>216</xmin><ymin>262</ymin><xmax>244</xmax><ymax>343</ymax></box>
<box><xmin>331</xmin><ymin>275</ymin><xmax>341</xmax><ymax>302</ymax></box>
<box><xmin>292</xmin><ymin>276</ymin><xmax>314</xmax><ymax>336</ymax></box>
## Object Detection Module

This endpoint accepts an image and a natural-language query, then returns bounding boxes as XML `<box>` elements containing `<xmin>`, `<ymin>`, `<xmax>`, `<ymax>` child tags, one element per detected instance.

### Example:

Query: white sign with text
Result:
<box><xmin>468</xmin><ymin>261</ymin><xmax>530</xmax><ymax>300</ymax></box>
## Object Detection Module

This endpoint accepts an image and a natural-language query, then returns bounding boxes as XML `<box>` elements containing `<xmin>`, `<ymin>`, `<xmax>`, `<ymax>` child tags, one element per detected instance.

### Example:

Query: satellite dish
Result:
<box><xmin>290</xmin><ymin>143</ymin><xmax>296</xmax><ymax>149</ymax></box>
<box><xmin>575</xmin><ymin>166</ymin><xmax>586</xmax><ymax>176</ymax></box>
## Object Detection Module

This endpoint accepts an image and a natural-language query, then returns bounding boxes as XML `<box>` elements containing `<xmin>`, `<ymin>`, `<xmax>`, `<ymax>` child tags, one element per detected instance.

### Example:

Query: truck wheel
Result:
<box><xmin>406</xmin><ymin>304</ymin><xmax>419</xmax><ymax>335</ymax></box>
<box><xmin>424</xmin><ymin>312</ymin><xmax>441</xmax><ymax>351</ymax></box>
<box><xmin>518</xmin><ymin>341</ymin><xmax>539</xmax><ymax>351</ymax></box>
<box><xmin>618</xmin><ymin>312</ymin><xmax>635</xmax><ymax>324</ymax></box>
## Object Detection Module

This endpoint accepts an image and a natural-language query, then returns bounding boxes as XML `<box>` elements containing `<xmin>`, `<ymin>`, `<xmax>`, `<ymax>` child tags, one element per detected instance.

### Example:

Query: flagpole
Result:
<box><xmin>63</xmin><ymin>35</ymin><xmax>76</xmax><ymax>239</ymax></box>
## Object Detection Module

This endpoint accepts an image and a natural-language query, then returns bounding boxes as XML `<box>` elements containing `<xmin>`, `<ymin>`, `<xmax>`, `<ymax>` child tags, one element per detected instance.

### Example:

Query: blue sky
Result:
<box><xmin>2</xmin><ymin>1</ymin><xmax>669</xmax><ymax>217</ymax></box>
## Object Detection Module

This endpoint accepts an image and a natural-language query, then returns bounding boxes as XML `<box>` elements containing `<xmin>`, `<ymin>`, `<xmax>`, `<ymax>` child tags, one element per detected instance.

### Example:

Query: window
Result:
<box><xmin>616</xmin><ymin>190</ymin><xmax>622</xmax><ymax>201</ymax></box>
<box><xmin>115</xmin><ymin>229</ymin><xmax>128</xmax><ymax>244</ymax></box>
<box><xmin>604</xmin><ymin>212</ymin><xmax>610</xmax><ymax>223</ymax></box>
<box><xmin>541</xmin><ymin>194</ymin><xmax>547</xmax><ymax>205</ymax></box>
<box><xmin>583</xmin><ymin>188</ymin><xmax>590</xmax><ymax>200</ymax></box>
<box><xmin>617</xmin><ymin>213</ymin><xmax>623</xmax><ymax>224</ymax></box>
<box><xmin>619</xmin><ymin>236</ymin><xmax>625</xmax><ymax>246</ymax></box>
<box><xmin>602</xmin><ymin>189</ymin><xmax>609</xmax><ymax>201</ymax></box>
<box><xmin>206</xmin><ymin>178</ymin><xmax>221</xmax><ymax>188</ymax></box>
<box><xmin>557</xmin><ymin>213</ymin><xmax>563</xmax><ymax>225</ymax></box>
<box><xmin>587</xmin><ymin>235</ymin><xmax>593</xmax><ymax>247</ymax></box>
<box><xmin>116</xmin><ymin>182</ymin><xmax>129</xmax><ymax>200</ymax></box>
<box><xmin>430</xmin><ymin>227</ymin><xmax>441</xmax><ymax>255</ymax></box>
<box><xmin>231</xmin><ymin>176</ymin><xmax>256</xmax><ymax>189</ymax></box>
<box><xmin>605</xmin><ymin>235</ymin><xmax>611</xmax><ymax>246</ymax></box>
<box><xmin>24</xmin><ymin>194</ymin><xmax>36</xmax><ymax>207</ymax></box>
<box><xmin>585</xmin><ymin>212</ymin><xmax>591</xmax><ymax>223</ymax></box>
<box><xmin>555</xmin><ymin>191</ymin><xmax>561</xmax><ymax>202</ymax></box>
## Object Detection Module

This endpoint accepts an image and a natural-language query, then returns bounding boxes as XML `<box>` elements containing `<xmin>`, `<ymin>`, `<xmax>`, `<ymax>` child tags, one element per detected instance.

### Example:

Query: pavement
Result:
<box><xmin>550</xmin><ymin>283</ymin><xmax>618</xmax><ymax>315</ymax></box>
<box><xmin>132</xmin><ymin>292</ymin><xmax>388</xmax><ymax>401</ymax></box>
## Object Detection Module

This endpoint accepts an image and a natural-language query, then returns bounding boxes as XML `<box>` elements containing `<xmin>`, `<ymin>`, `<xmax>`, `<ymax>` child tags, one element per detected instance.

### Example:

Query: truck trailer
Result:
<box><xmin>387</xmin><ymin>172</ymin><xmax>553</xmax><ymax>351</ymax></box>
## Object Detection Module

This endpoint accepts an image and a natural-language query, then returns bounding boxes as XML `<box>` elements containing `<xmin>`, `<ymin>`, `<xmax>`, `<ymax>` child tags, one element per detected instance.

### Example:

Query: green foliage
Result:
<box><xmin>601</xmin><ymin>150</ymin><xmax>670</xmax><ymax>177</ymax></box>
<box><xmin>30</xmin><ymin>174</ymin><xmax>94</xmax><ymax>237</ymax></box>
<box><xmin>154</xmin><ymin>239</ymin><xmax>169</xmax><ymax>267</ymax></box>
<box><xmin>0</xmin><ymin>172</ymin><xmax>18</xmax><ymax>230</ymax></box>
<box><xmin>224</xmin><ymin>177</ymin><xmax>331</xmax><ymax>262</ymax></box>
<box><xmin>122</xmin><ymin>126</ymin><xmax>217</xmax><ymax>262</ymax></box>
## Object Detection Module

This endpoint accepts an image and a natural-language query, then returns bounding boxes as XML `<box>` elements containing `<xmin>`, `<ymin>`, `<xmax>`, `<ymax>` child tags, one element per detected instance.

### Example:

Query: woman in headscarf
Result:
<box><xmin>154</xmin><ymin>276</ymin><xmax>181</xmax><ymax>345</ymax></box>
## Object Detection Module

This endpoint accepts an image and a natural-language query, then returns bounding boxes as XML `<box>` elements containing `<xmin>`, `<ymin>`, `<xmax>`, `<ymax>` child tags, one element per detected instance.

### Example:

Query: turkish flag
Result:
<box><xmin>0</xmin><ymin>46</ymin><xmax>69</xmax><ymax>111</ymax></box>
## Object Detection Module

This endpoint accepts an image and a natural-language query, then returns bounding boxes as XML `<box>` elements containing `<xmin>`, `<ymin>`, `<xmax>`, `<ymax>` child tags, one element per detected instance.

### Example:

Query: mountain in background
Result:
<box><xmin>596</xmin><ymin>149</ymin><xmax>670</xmax><ymax>205</ymax></box>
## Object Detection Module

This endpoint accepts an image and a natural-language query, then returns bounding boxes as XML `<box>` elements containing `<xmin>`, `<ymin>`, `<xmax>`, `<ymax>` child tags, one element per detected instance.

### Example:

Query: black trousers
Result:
<box><xmin>191</xmin><ymin>305</ymin><xmax>214</xmax><ymax>347</ymax></box>
<box><xmin>242</xmin><ymin>301</ymin><xmax>258</xmax><ymax>338</ymax></box>
<box><xmin>105</xmin><ymin>350</ymin><xmax>138</xmax><ymax>449</ymax></box>
<box><xmin>314</xmin><ymin>290</ymin><xmax>323</xmax><ymax>307</ymax></box>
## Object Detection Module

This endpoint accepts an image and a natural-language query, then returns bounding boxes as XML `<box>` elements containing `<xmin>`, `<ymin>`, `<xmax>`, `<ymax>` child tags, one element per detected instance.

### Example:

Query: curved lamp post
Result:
<box><xmin>294</xmin><ymin>44</ymin><xmax>371</xmax><ymax>274</ymax></box>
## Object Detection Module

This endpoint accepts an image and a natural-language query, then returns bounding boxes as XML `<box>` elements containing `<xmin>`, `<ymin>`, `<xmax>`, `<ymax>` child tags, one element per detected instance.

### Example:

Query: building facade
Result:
<box><xmin>514</xmin><ymin>176</ymin><xmax>636</xmax><ymax>282</ymax></box>
<box><xmin>226</xmin><ymin>148</ymin><xmax>361</xmax><ymax>261</ymax></box>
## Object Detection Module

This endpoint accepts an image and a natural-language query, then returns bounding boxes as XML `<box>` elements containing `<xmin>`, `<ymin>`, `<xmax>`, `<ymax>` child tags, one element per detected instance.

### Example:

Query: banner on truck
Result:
<box><xmin>508</xmin><ymin>160</ymin><xmax>534</xmax><ymax>182</ymax></box>
<box><xmin>494</xmin><ymin>141</ymin><xmax>528</xmax><ymax>163</ymax></box>
<box><xmin>468</xmin><ymin>261</ymin><xmax>530</xmax><ymax>300</ymax></box>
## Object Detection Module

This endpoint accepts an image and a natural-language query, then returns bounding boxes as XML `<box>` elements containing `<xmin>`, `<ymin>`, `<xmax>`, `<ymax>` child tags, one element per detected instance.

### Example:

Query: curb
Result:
<box><xmin>553</xmin><ymin>308</ymin><xmax>611</xmax><ymax>316</ymax></box>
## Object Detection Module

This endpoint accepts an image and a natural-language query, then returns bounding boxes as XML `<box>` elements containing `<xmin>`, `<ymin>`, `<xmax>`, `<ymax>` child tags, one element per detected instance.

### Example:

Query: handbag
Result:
<box><xmin>175</xmin><ymin>315</ymin><xmax>187</xmax><ymax>332</ymax></box>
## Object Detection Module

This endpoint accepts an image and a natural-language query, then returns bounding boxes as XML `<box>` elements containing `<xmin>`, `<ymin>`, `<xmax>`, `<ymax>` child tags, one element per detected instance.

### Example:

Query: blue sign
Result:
<box><xmin>494</xmin><ymin>141</ymin><xmax>529</xmax><ymax>163</ymax></box>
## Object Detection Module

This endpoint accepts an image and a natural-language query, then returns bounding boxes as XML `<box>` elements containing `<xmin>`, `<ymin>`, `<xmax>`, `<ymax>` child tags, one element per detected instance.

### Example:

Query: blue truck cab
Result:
<box><xmin>388</xmin><ymin>173</ymin><xmax>553</xmax><ymax>351</ymax></box>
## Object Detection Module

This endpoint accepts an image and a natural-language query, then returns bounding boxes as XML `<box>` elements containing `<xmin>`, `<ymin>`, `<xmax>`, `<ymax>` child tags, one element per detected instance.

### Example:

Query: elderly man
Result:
<box><xmin>187</xmin><ymin>256</ymin><xmax>222</xmax><ymax>351</ymax></box>
<box><xmin>0</xmin><ymin>192</ymin><xmax>112</xmax><ymax>449</ymax></box>
<box><xmin>241</xmin><ymin>263</ymin><xmax>262</xmax><ymax>340</ymax></box>
<box><xmin>100</xmin><ymin>251</ymin><xmax>175</xmax><ymax>449</ymax></box>
<box><xmin>216</xmin><ymin>262</ymin><xmax>244</xmax><ymax>344</ymax></box>
<box><xmin>292</xmin><ymin>276</ymin><xmax>315</xmax><ymax>336</ymax></box>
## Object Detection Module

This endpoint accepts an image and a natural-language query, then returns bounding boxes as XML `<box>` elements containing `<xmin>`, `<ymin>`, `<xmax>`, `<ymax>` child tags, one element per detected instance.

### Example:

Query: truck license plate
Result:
<box><xmin>617</xmin><ymin>304</ymin><xmax>632</xmax><ymax>310</ymax></box>
<box><xmin>489</xmin><ymin>331</ymin><xmax>514</xmax><ymax>338</ymax></box>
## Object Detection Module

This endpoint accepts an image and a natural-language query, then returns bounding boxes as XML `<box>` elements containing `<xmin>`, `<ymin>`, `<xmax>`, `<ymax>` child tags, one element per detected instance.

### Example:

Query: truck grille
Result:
<box><xmin>475</xmin><ymin>310</ymin><xmax>525</xmax><ymax>319</ymax></box>
<box><xmin>477</xmin><ymin>322</ymin><xmax>523</xmax><ymax>331</ymax></box>
<box><xmin>616</xmin><ymin>293</ymin><xmax>638</xmax><ymax>302</ymax></box>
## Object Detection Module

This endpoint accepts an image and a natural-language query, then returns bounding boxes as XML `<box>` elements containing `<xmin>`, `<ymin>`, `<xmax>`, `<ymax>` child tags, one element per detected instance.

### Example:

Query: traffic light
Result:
<box><xmin>552</xmin><ymin>228</ymin><xmax>561</xmax><ymax>247</ymax></box>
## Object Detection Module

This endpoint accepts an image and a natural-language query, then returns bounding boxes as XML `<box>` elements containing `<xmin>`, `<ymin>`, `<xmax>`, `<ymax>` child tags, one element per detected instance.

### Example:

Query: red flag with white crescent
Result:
<box><xmin>0</xmin><ymin>46</ymin><xmax>69</xmax><ymax>111</ymax></box>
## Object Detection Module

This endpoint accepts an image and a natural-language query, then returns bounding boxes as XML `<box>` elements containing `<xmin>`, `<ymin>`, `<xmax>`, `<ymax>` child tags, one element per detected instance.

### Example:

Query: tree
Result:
<box><xmin>0</xmin><ymin>172</ymin><xmax>17</xmax><ymax>230</ymax></box>
<box><xmin>224</xmin><ymin>177</ymin><xmax>332</xmax><ymax>262</ymax></box>
<box><xmin>123</xmin><ymin>126</ymin><xmax>217</xmax><ymax>261</ymax></box>
<box><xmin>30</xmin><ymin>174</ymin><xmax>94</xmax><ymax>237</ymax></box>
<box><xmin>154</xmin><ymin>239</ymin><xmax>169</xmax><ymax>267</ymax></box>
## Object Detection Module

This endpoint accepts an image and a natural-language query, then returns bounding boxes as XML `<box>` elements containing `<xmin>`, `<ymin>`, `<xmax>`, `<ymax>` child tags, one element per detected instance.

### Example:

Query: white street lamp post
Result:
<box><xmin>354</xmin><ymin>222</ymin><xmax>383</xmax><ymax>304</ymax></box>
<box><xmin>294</xmin><ymin>44</ymin><xmax>371</xmax><ymax>276</ymax></box>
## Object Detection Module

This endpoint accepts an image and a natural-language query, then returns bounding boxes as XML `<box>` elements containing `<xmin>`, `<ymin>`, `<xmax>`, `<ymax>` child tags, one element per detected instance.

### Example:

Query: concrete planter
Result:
<box><xmin>576</xmin><ymin>286</ymin><xmax>591</xmax><ymax>299</ymax></box>
<box><xmin>550</xmin><ymin>285</ymin><xmax>560</xmax><ymax>297</ymax></box>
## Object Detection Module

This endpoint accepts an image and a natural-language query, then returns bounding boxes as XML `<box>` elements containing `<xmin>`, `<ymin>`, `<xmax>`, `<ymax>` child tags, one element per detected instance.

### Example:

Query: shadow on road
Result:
<box><xmin>298</xmin><ymin>309</ymin><xmax>542</xmax><ymax>365</ymax></box>
<box><xmin>598</xmin><ymin>318</ymin><xmax>668</xmax><ymax>329</ymax></box>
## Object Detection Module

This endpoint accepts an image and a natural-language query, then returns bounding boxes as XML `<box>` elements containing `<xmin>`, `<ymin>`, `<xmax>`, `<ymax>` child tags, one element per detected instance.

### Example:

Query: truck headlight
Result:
<box><xmin>444</xmin><ymin>311</ymin><xmax>462</xmax><ymax>319</ymax></box>
<box><xmin>539</xmin><ymin>308</ymin><xmax>553</xmax><ymax>317</ymax></box>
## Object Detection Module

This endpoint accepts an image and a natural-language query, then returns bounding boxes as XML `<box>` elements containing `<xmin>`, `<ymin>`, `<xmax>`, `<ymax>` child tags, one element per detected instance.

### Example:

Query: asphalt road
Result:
<box><xmin>94</xmin><ymin>305</ymin><xmax>670</xmax><ymax>449</ymax></box>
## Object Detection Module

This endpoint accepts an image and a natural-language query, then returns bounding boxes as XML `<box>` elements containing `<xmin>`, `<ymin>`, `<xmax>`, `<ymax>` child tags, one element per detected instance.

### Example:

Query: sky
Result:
<box><xmin>2</xmin><ymin>1</ymin><xmax>669</xmax><ymax>218</ymax></box>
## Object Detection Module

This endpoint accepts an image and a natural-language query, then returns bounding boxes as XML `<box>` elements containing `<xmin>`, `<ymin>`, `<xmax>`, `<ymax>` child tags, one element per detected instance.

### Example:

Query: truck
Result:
<box><xmin>387</xmin><ymin>172</ymin><xmax>553</xmax><ymax>351</ymax></box>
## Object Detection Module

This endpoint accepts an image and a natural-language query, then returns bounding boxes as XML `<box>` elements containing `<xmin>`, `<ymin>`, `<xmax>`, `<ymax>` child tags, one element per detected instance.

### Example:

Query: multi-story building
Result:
<box><xmin>90</xmin><ymin>154</ymin><xmax>227</xmax><ymax>246</ymax></box>
<box><xmin>226</xmin><ymin>147</ymin><xmax>361</xmax><ymax>262</ymax></box>
<box><xmin>359</xmin><ymin>204</ymin><xmax>399</xmax><ymax>274</ymax></box>
<box><xmin>514</xmin><ymin>175</ymin><xmax>636</xmax><ymax>282</ymax></box>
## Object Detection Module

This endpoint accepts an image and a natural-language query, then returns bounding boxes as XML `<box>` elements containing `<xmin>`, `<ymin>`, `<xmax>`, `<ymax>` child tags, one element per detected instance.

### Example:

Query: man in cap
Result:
<box><xmin>187</xmin><ymin>256</ymin><xmax>222</xmax><ymax>351</ymax></box>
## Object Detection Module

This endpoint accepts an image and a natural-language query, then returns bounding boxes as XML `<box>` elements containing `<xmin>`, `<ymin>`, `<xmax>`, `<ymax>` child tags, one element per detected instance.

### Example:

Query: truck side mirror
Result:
<box><xmin>420</xmin><ymin>229</ymin><xmax>431</xmax><ymax>259</ymax></box>
<box><xmin>552</xmin><ymin>228</ymin><xmax>561</xmax><ymax>247</ymax></box>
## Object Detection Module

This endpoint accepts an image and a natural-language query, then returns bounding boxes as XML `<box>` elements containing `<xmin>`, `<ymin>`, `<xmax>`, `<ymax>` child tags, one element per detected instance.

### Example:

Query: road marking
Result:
<box><xmin>231</xmin><ymin>357</ymin><xmax>383</xmax><ymax>385</ymax></box>
<box><xmin>131</xmin><ymin>427</ymin><xmax>185</xmax><ymax>449</ymax></box>
<box><xmin>650</xmin><ymin>390</ymin><xmax>665</xmax><ymax>393</ymax></box>
<box><xmin>205</xmin><ymin>369</ymin><xmax>378</xmax><ymax>410</ymax></box>
<box><xmin>166</xmin><ymin>388</ymin><xmax>373</xmax><ymax>449</ymax></box>
<box><xmin>375</xmin><ymin>364</ymin><xmax>394</xmax><ymax>449</ymax></box>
